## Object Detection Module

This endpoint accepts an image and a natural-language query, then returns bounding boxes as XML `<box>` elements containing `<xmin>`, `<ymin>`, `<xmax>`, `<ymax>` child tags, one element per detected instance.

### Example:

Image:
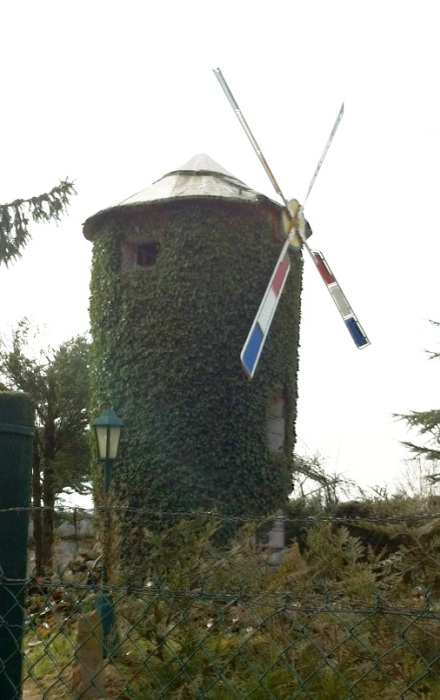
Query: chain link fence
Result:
<box><xmin>2</xmin><ymin>505</ymin><xmax>440</xmax><ymax>698</ymax></box>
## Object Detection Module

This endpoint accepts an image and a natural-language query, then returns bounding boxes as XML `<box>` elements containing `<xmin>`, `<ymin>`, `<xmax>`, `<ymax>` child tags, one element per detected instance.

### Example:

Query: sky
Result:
<box><xmin>1</xmin><ymin>0</ymin><xmax>439</xmax><ymax>499</ymax></box>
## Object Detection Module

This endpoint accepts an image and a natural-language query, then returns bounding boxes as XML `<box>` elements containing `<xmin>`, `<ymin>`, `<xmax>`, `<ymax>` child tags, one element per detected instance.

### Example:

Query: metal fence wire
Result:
<box><xmin>2</xmin><ymin>506</ymin><xmax>440</xmax><ymax>698</ymax></box>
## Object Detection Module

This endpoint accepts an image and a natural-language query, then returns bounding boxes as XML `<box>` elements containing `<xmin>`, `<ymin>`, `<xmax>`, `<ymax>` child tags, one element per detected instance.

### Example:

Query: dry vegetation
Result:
<box><xmin>18</xmin><ymin>493</ymin><xmax>440</xmax><ymax>699</ymax></box>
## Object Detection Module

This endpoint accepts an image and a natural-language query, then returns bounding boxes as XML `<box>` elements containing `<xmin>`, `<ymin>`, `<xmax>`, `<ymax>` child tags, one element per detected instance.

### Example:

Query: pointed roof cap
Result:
<box><xmin>83</xmin><ymin>154</ymin><xmax>280</xmax><ymax>239</ymax></box>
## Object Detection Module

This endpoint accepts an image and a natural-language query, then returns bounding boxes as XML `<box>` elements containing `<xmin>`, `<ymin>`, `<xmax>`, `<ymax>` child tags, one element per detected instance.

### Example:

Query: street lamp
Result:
<box><xmin>93</xmin><ymin>409</ymin><xmax>123</xmax><ymax>579</ymax></box>
<box><xmin>93</xmin><ymin>408</ymin><xmax>124</xmax><ymax>492</ymax></box>
<box><xmin>92</xmin><ymin>408</ymin><xmax>123</xmax><ymax>660</ymax></box>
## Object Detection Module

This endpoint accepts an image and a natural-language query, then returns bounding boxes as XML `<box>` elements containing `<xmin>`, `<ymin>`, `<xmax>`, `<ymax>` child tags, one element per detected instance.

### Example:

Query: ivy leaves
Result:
<box><xmin>89</xmin><ymin>200</ymin><xmax>303</xmax><ymax>546</ymax></box>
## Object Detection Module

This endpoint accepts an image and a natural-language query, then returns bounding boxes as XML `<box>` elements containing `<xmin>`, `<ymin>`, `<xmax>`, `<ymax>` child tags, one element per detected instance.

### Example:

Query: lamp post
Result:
<box><xmin>93</xmin><ymin>408</ymin><xmax>123</xmax><ymax>583</ymax></box>
<box><xmin>93</xmin><ymin>408</ymin><xmax>123</xmax><ymax>659</ymax></box>
<box><xmin>93</xmin><ymin>408</ymin><xmax>123</xmax><ymax>492</ymax></box>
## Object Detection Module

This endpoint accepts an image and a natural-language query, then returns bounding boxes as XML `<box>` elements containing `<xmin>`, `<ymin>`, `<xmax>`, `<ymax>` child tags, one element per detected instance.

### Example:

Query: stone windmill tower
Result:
<box><xmin>83</xmin><ymin>154</ymin><xmax>303</xmax><ymax>538</ymax></box>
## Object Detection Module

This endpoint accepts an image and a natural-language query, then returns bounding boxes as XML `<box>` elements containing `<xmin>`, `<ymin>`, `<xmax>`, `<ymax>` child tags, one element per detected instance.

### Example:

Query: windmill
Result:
<box><xmin>214</xmin><ymin>68</ymin><xmax>370</xmax><ymax>379</ymax></box>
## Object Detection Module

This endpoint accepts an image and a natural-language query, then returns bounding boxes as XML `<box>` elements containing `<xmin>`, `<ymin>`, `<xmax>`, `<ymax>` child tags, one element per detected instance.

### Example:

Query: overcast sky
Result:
<box><xmin>1</xmin><ymin>0</ymin><xmax>439</xmax><ymax>498</ymax></box>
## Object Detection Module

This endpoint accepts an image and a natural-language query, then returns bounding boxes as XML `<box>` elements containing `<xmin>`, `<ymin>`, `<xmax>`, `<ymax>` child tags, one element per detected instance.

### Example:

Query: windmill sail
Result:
<box><xmin>303</xmin><ymin>103</ymin><xmax>344</xmax><ymax>206</ymax></box>
<box><xmin>311</xmin><ymin>250</ymin><xmax>370</xmax><ymax>348</ymax></box>
<box><xmin>213</xmin><ymin>68</ymin><xmax>289</xmax><ymax>208</ymax></box>
<box><xmin>214</xmin><ymin>68</ymin><xmax>370</xmax><ymax>378</ymax></box>
<box><xmin>241</xmin><ymin>242</ymin><xmax>291</xmax><ymax>378</ymax></box>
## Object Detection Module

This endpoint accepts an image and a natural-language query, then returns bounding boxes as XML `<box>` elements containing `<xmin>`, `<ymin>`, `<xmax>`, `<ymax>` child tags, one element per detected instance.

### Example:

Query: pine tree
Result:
<box><xmin>0</xmin><ymin>179</ymin><xmax>75</xmax><ymax>265</ymax></box>
<box><xmin>397</xmin><ymin>321</ymin><xmax>440</xmax><ymax>464</ymax></box>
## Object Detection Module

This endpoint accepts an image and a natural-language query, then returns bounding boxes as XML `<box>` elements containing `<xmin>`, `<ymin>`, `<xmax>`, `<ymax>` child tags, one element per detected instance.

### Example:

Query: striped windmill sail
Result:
<box><xmin>241</xmin><ymin>246</ymin><xmax>291</xmax><ymax>378</ymax></box>
<box><xmin>312</xmin><ymin>251</ymin><xmax>369</xmax><ymax>349</ymax></box>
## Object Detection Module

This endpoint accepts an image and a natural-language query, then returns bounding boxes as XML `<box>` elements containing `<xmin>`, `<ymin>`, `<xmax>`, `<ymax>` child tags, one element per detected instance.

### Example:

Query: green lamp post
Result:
<box><xmin>93</xmin><ymin>408</ymin><xmax>124</xmax><ymax>499</ymax></box>
<box><xmin>92</xmin><ymin>408</ymin><xmax>123</xmax><ymax>659</ymax></box>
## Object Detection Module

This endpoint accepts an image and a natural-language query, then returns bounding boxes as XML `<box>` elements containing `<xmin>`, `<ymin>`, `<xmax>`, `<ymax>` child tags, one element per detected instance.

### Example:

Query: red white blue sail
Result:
<box><xmin>241</xmin><ymin>243</ymin><xmax>291</xmax><ymax>378</ymax></box>
<box><xmin>312</xmin><ymin>250</ymin><xmax>370</xmax><ymax>349</ymax></box>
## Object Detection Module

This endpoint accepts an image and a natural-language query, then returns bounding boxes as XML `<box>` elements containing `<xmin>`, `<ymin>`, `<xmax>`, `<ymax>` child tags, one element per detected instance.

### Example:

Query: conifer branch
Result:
<box><xmin>0</xmin><ymin>179</ymin><xmax>76</xmax><ymax>265</ymax></box>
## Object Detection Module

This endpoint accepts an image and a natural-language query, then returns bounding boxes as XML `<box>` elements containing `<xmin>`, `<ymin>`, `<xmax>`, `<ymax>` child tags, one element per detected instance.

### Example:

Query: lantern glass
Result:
<box><xmin>93</xmin><ymin>409</ymin><xmax>123</xmax><ymax>462</ymax></box>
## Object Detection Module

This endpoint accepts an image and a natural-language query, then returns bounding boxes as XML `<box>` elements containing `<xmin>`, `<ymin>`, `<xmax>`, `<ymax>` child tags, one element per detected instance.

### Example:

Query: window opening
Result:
<box><xmin>136</xmin><ymin>242</ymin><xmax>159</xmax><ymax>267</ymax></box>
<box><xmin>266</xmin><ymin>385</ymin><xmax>286</xmax><ymax>453</ymax></box>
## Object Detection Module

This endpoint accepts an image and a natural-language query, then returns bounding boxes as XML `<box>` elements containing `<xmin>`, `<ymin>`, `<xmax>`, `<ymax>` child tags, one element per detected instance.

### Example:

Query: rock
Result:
<box><xmin>65</xmin><ymin>610</ymin><xmax>107</xmax><ymax>699</ymax></box>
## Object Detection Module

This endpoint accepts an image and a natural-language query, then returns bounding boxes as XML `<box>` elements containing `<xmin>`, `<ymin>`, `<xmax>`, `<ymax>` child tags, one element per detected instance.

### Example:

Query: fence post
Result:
<box><xmin>0</xmin><ymin>392</ymin><xmax>34</xmax><ymax>700</ymax></box>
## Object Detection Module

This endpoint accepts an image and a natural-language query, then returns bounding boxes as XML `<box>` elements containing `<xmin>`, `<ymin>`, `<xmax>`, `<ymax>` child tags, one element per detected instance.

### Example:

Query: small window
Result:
<box><xmin>121</xmin><ymin>240</ymin><xmax>160</xmax><ymax>272</ymax></box>
<box><xmin>136</xmin><ymin>242</ymin><xmax>159</xmax><ymax>267</ymax></box>
<box><xmin>266</xmin><ymin>385</ymin><xmax>286</xmax><ymax>453</ymax></box>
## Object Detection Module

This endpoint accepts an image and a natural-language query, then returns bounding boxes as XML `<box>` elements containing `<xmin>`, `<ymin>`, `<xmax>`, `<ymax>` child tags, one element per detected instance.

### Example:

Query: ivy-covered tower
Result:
<box><xmin>84</xmin><ymin>154</ymin><xmax>303</xmax><ymax>524</ymax></box>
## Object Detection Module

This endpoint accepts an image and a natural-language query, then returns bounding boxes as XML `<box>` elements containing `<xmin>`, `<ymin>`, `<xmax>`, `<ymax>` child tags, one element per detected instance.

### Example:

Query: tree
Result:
<box><xmin>398</xmin><ymin>320</ymin><xmax>440</xmax><ymax>476</ymax></box>
<box><xmin>399</xmin><ymin>409</ymin><xmax>440</xmax><ymax>462</ymax></box>
<box><xmin>0</xmin><ymin>179</ymin><xmax>75</xmax><ymax>265</ymax></box>
<box><xmin>0</xmin><ymin>320</ymin><xmax>90</xmax><ymax>573</ymax></box>
<box><xmin>292</xmin><ymin>453</ymin><xmax>355</xmax><ymax>506</ymax></box>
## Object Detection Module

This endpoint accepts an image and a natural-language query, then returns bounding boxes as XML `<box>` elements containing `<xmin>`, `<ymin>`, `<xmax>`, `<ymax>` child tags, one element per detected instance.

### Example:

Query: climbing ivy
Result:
<box><xmin>87</xmin><ymin>198</ymin><xmax>303</xmax><ymax>563</ymax></box>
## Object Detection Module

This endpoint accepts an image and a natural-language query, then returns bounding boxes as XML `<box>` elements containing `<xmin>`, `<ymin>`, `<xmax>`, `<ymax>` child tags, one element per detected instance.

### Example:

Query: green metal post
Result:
<box><xmin>101</xmin><ymin>459</ymin><xmax>112</xmax><ymax>585</ymax></box>
<box><xmin>96</xmin><ymin>459</ymin><xmax>117</xmax><ymax>658</ymax></box>
<box><xmin>92</xmin><ymin>408</ymin><xmax>123</xmax><ymax>660</ymax></box>
<box><xmin>0</xmin><ymin>392</ymin><xmax>34</xmax><ymax>700</ymax></box>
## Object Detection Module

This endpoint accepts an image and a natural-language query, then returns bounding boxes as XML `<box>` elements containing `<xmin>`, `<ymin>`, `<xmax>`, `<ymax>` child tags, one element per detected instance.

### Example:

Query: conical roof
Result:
<box><xmin>83</xmin><ymin>154</ymin><xmax>280</xmax><ymax>239</ymax></box>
